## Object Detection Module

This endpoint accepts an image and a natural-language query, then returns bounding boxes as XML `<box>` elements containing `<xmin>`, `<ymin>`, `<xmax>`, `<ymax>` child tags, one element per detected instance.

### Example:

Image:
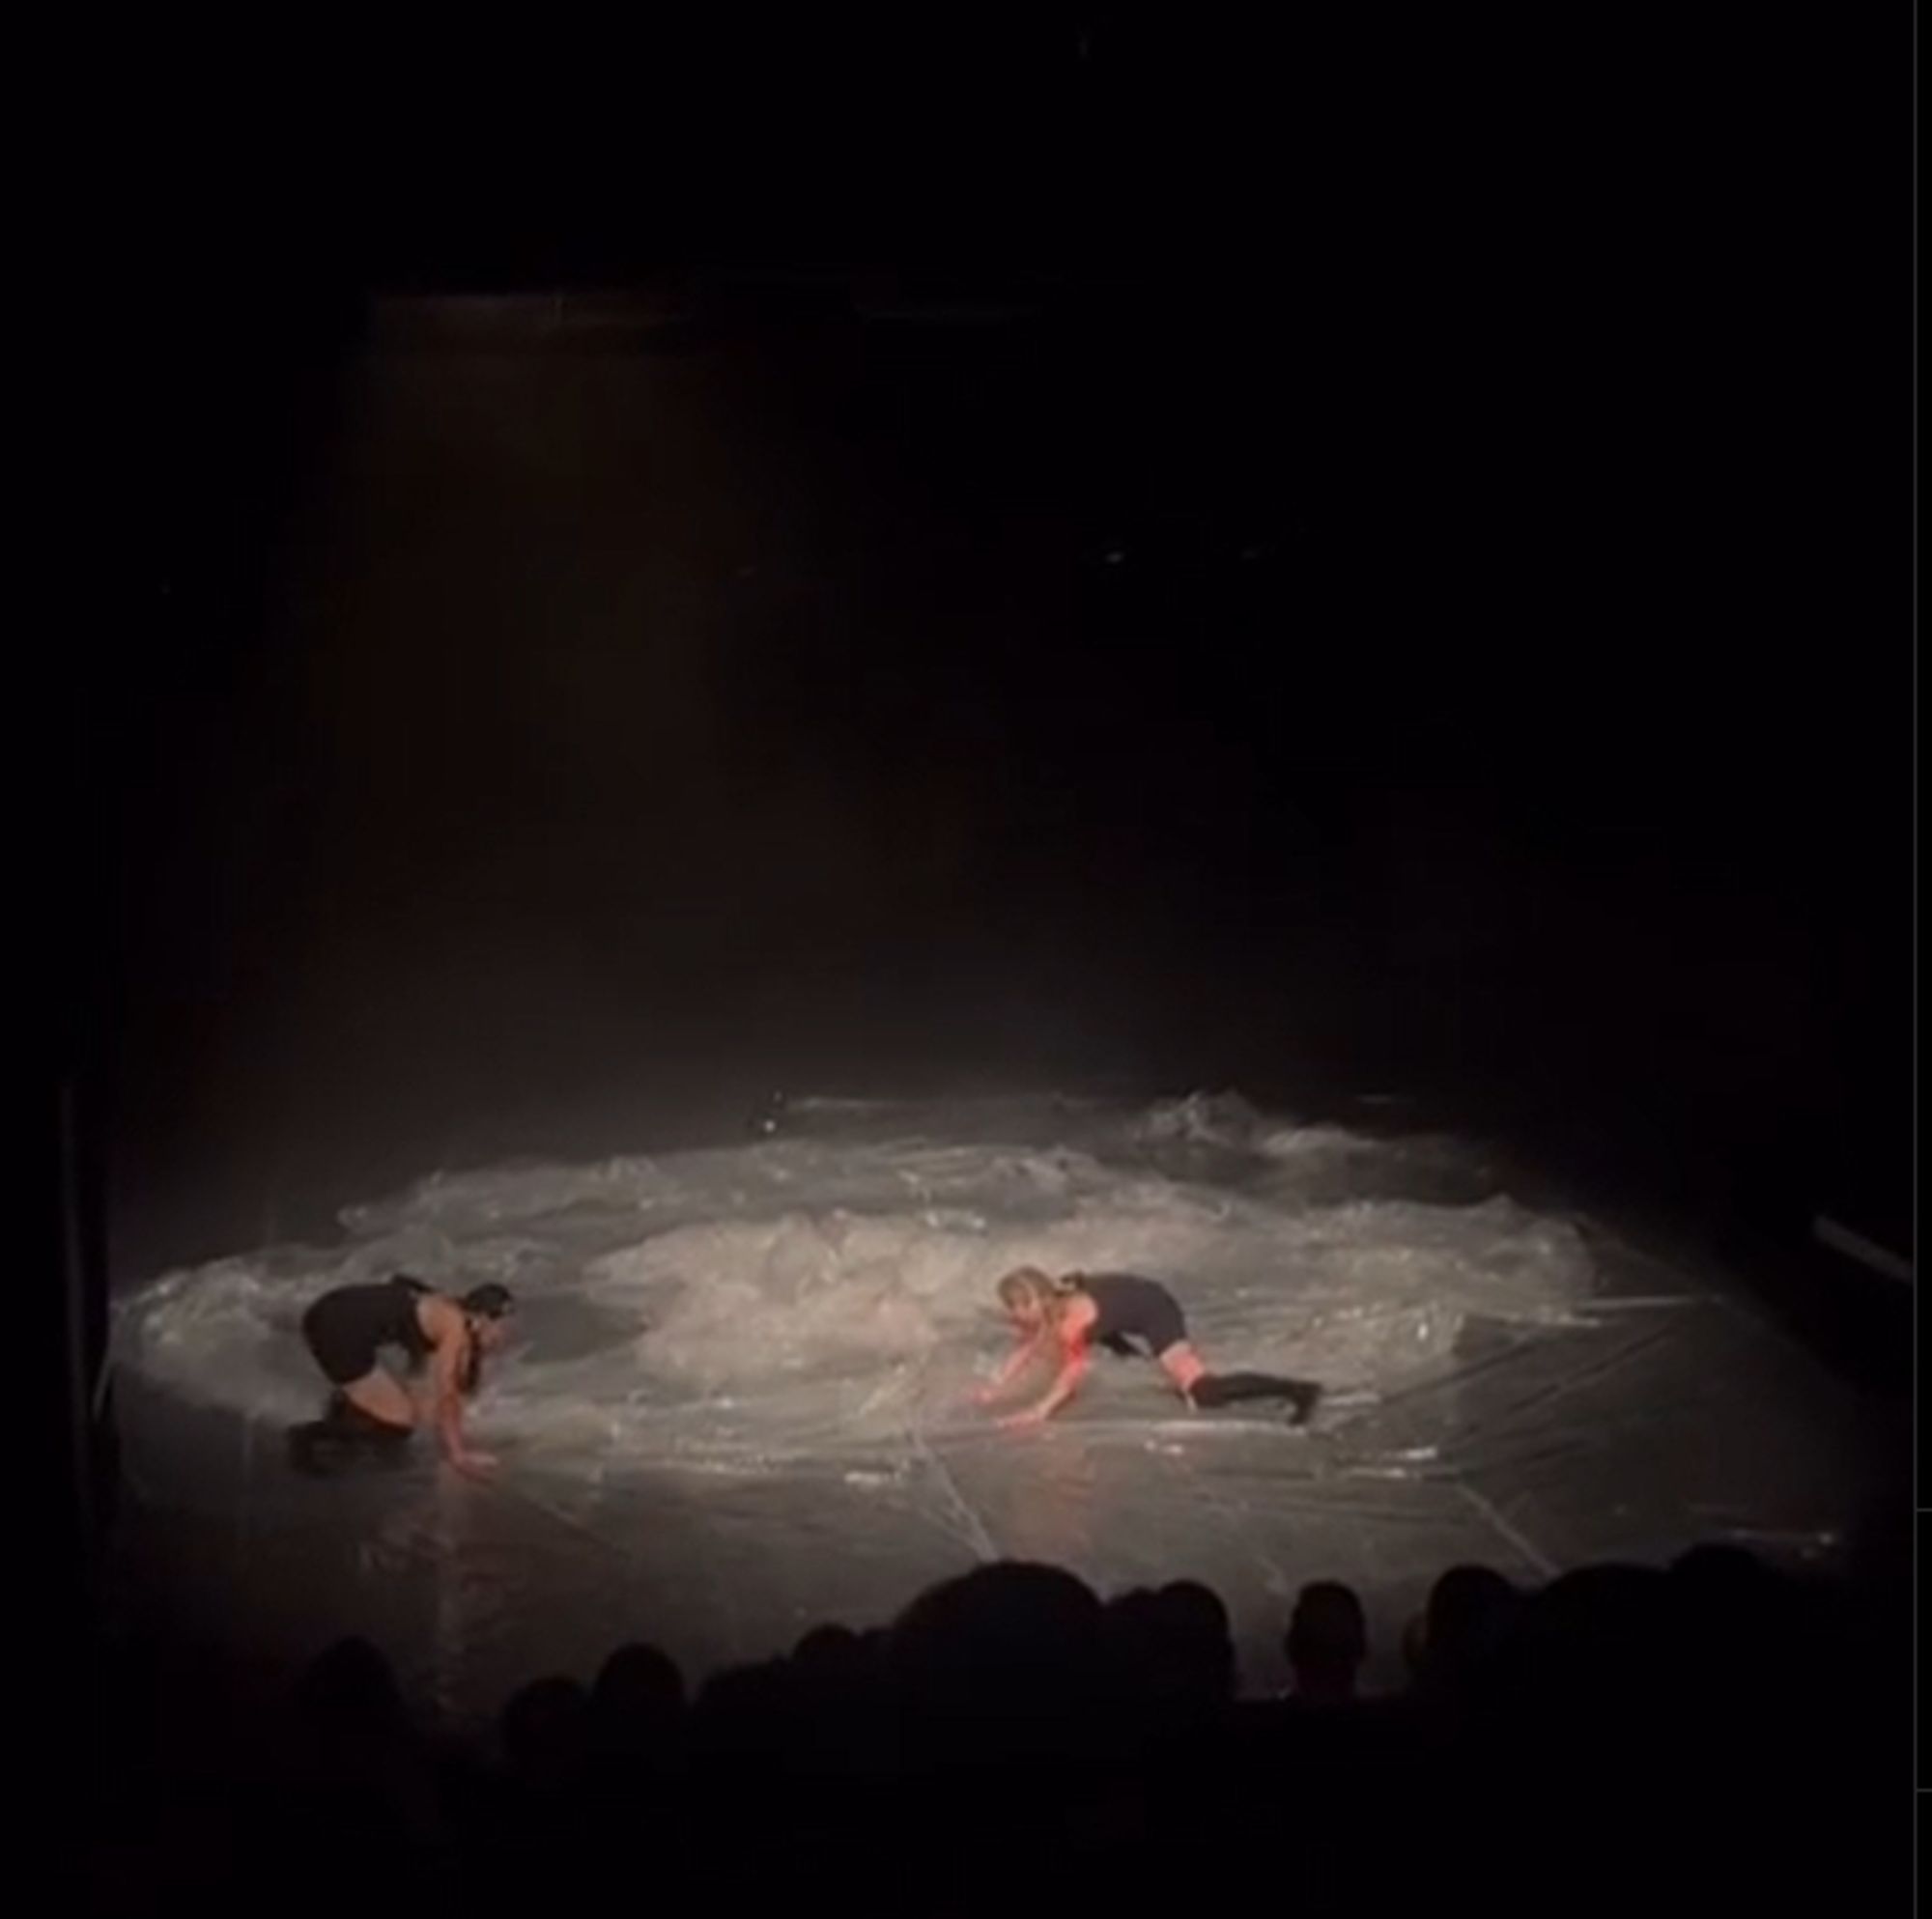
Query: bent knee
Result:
<box><xmin>1159</xmin><ymin>1343</ymin><xmax>1206</xmax><ymax>1390</ymax></box>
<box><xmin>344</xmin><ymin>1376</ymin><xmax>418</xmax><ymax>1431</ymax></box>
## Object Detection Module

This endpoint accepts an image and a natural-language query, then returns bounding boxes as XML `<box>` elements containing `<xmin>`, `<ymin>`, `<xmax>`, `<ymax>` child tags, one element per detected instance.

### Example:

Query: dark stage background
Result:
<box><xmin>55</xmin><ymin>12</ymin><xmax>1910</xmax><ymax>1397</ymax></box>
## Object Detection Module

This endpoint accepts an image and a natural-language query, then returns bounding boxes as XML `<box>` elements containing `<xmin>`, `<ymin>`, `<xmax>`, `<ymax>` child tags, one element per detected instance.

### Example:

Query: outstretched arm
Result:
<box><xmin>1003</xmin><ymin>1344</ymin><xmax>1091</xmax><ymax>1427</ymax></box>
<box><xmin>976</xmin><ymin>1326</ymin><xmax>1050</xmax><ymax>1403</ymax></box>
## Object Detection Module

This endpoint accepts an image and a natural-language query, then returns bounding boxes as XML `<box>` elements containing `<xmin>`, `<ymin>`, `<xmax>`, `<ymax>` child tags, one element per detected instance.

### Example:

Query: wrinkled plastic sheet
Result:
<box><xmin>108</xmin><ymin>1093</ymin><xmax>1879</xmax><ymax>1725</ymax></box>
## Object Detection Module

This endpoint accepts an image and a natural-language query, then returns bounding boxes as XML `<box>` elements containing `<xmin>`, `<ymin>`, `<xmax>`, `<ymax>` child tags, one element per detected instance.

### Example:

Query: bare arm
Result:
<box><xmin>977</xmin><ymin>1326</ymin><xmax>1049</xmax><ymax>1402</ymax></box>
<box><xmin>1005</xmin><ymin>1344</ymin><xmax>1091</xmax><ymax>1426</ymax></box>
<box><xmin>430</xmin><ymin>1329</ymin><xmax>493</xmax><ymax>1471</ymax></box>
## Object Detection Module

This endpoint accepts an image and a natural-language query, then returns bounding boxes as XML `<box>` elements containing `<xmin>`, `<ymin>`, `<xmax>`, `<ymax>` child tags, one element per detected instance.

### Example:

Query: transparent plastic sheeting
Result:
<box><xmin>117</xmin><ymin>1093</ymin><xmax>1599</xmax><ymax>1470</ymax></box>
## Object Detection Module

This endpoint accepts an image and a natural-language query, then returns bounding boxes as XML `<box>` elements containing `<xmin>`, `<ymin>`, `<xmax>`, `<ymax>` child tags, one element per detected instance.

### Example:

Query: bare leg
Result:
<box><xmin>339</xmin><ymin>1369</ymin><xmax>417</xmax><ymax>1432</ymax></box>
<box><xmin>1157</xmin><ymin>1341</ymin><xmax>1208</xmax><ymax>1397</ymax></box>
<box><xmin>288</xmin><ymin>1367</ymin><xmax>416</xmax><ymax>1472</ymax></box>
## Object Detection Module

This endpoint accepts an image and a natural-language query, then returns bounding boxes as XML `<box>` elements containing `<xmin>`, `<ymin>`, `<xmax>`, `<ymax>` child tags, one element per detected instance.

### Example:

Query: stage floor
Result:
<box><xmin>103</xmin><ymin>1092</ymin><xmax>1890</xmax><ymax>1726</ymax></box>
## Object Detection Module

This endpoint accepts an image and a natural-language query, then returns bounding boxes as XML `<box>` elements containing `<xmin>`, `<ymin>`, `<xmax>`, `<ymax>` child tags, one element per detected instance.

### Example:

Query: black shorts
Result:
<box><xmin>1084</xmin><ymin>1275</ymin><xmax>1189</xmax><ymax>1358</ymax></box>
<box><xmin>300</xmin><ymin>1297</ymin><xmax>385</xmax><ymax>1386</ymax></box>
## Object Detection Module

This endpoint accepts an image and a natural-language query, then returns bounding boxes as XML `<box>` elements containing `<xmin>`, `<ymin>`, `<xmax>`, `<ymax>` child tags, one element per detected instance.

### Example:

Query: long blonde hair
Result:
<box><xmin>996</xmin><ymin>1266</ymin><xmax>1080</xmax><ymax>1323</ymax></box>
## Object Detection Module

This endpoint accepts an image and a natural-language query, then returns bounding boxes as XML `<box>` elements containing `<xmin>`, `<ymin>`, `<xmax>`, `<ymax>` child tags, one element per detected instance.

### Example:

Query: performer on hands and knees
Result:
<box><xmin>978</xmin><ymin>1268</ymin><xmax>1321</xmax><ymax>1430</ymax></box>
<box><xmin>290</xmin><ymin>1275</ymin><xmax>515</xmax><ymax>1474</ymax></box>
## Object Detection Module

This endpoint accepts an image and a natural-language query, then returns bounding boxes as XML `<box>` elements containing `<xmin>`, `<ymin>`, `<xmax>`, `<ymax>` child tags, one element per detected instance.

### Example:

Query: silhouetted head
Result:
<box><xmin>1286</xmin><ymin>1581</ymin><xmax>1368</xmax><ymax>1702</ymax></box>
<box><xmin>297</xmin><ymin>1637</ymin><xmax>406</xmax><ymax>1741</ymax></box>
<box><xmin>500</xmin><ymin>1675</ymin><xmax>589</xmax><ymax>1787</ymax></box>
<box><xmin>1501</xmin><ymin>1564</ymin><xmax>1672</xmax><ymax>1738</ymax></box>
<box><xmin>593</xmin><ymin>1643</ymin><xmax>685</xmax><ymax>1725</ymax></box>
<box><xmin>1670</xmin><ymin>1542</ymin><xmax>1773</xmax><ymax>1604</ymax></box>
<box><xmin>1668</xmin><ymin>1544</ymin><xmax>1800</xmax><ymax>1707</ymax></box>
<box><xmin>1104</xmin><ymin>1587</ymin><xmax>1160</xmax><ymax>1641</ymax></box>
<box><xmin>793</xmin><ymin>1623</ymin><xmax>864</xmax><ymax>1674</ymax></box>
<box><xmin>890</xmin><ymin>1563</ymin><xmax>1107</xmax><ymax>1765</ymax></box>
<box><xmin>1148</xmin><ymin>1580</ymin><xmax>1236</xmax><ymax>1707</ymax></box>
<box><xmin>1425</xmin><ymin>1565</ymin><xmax>1520</xmax><ymax>1669</ymax></box>
<box><xmin>691</xmin><ymin>1659</ymin><xmax>794</xmax><ymax>1770</ymax></box>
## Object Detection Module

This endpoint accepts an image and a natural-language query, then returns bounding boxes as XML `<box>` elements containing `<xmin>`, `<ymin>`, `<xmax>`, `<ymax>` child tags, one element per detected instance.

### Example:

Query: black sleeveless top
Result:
<box><xmin>1074</xmin><ymin>1273</ymin><xmax>1188</xmax><ymax>1354</ymax></box>
<box><xmin>305</xmin><ymin>1276</ymin><xmax>436</xmax><ymax>1369</ymax></box>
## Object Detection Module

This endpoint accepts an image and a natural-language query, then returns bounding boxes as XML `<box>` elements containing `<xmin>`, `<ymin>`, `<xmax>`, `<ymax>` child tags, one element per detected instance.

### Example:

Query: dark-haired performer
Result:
<box><xmin>978</xmin><ymin>1268</ymin><xmax>1321</xmax><ymax>1430</ymax></box>
<box><xmin>289</xmin><ymin>1275</ymin><xmax>515</xmax><ymax>1474</ymax></box>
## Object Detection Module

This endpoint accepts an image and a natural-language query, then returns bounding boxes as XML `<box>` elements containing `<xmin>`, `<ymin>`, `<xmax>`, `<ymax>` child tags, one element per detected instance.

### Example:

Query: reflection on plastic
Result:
<box><xmin>116</xmin><ymin>1095</ymin><xmax>1597</xmax><ymax>1472</ymax></box>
